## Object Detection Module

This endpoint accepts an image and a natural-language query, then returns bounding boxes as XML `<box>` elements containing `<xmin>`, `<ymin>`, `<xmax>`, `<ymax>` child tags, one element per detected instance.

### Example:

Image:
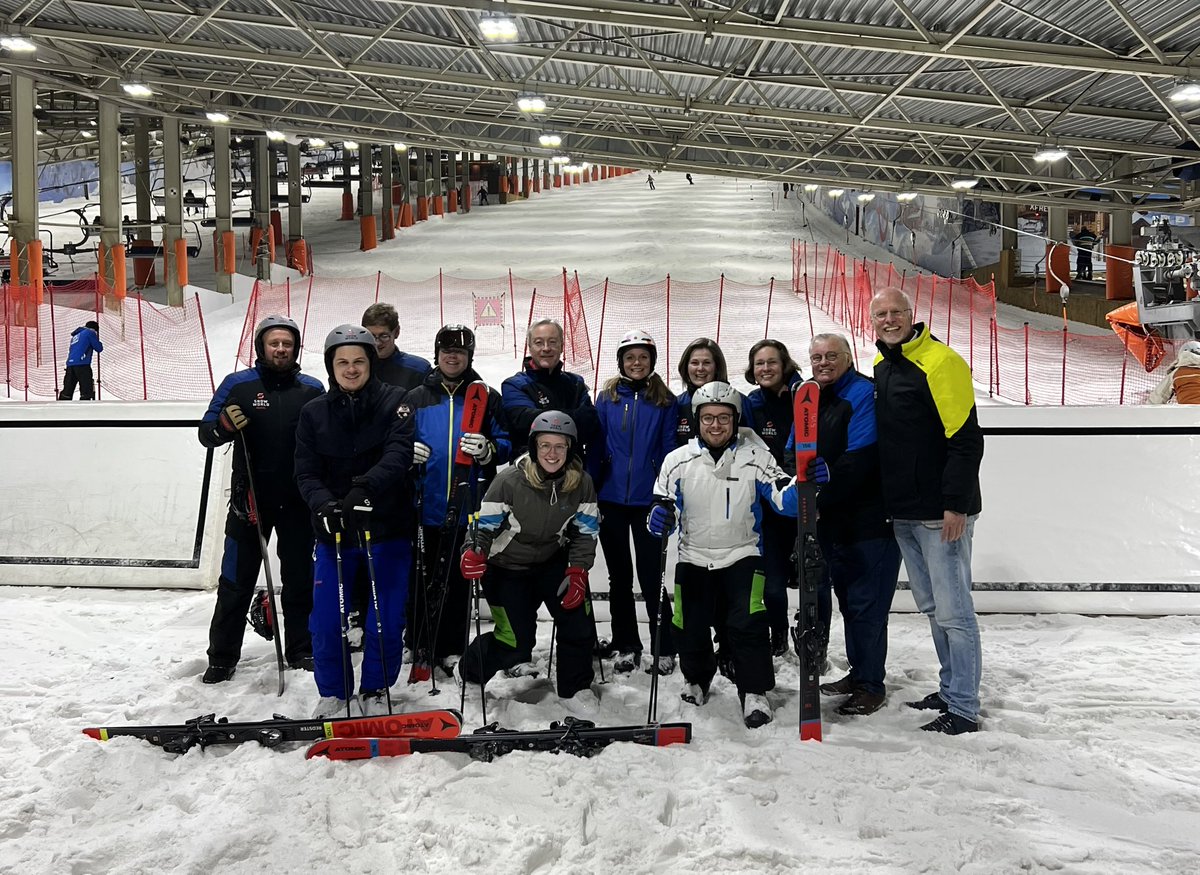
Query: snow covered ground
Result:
<box><xmin>3</xmin><ymin>170</ymin><xmax>1200</xmax><ymax>873</ymax></box>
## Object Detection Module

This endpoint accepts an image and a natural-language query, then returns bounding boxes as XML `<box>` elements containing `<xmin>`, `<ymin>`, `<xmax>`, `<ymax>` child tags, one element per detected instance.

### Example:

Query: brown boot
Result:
<box><xmin>836</xmin><ymin>688</ymin><xmax>886</xmax><ymax>716</ymax></box>
<box><xmin>819</xmin><ymin>674</ymin><xmax>855</xmax><ymax>696</ymax></box>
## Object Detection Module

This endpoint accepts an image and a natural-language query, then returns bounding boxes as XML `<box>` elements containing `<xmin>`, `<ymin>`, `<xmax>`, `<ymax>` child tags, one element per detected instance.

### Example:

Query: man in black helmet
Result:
<box><xmin>198</xmin><ymin>315</ymin><xmax>324</xmax><ymax>684</ymax></box>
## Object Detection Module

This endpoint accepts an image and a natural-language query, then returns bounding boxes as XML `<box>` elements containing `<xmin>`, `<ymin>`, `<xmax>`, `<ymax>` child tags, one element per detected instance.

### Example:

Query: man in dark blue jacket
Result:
<box><xmin>59</xmin><ymin>320</ymin><xmax>103</xmax><ymax>400</ymax></box>
<box><xmin>294</xmin><ymin>324</ymin><xmax>416</xmax><ymax>718</ymax></box>
<box><xmin>198</xmin><ymin>315</ymin><xmax>324</xmax><ymax>684</ymax></box>
<box><xmin>362</xmin><ymin>302</ymin><xmax>432</xmax><ymax>391</ymax></box>
<box><xmin>501</xmin><ymin>317</ymin><xmax>599</xmax><ymax>459</ymax></box>
<box><xmin>807</xmin><ymin>333</ymin><xmax>901</xmax><ymax>717</ymax></box>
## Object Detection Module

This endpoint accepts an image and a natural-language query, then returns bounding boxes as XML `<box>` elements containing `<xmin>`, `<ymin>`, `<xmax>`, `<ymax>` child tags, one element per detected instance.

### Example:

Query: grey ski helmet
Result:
<box><xmin>528</xmin><ymin>410</ymin><xmax>578</xmax><ymax>457</ymax></box>
<box><xmin>435</xmin><ymin>324</ymin><xmax>476</xmax><ymax>364</ymax></box>
<box><xmin>616</xmin><ymin>328</ymin><xmax>657</xmax><ymax>375</ymax></box>
<box><xmin>691</xmin><ymin>380</ymin><xmax>742</xmax><ymax>428</ymax></box>
<box><xmin>254</xmin><ymin>315</ymin><xmax>301</xmax><ymax>361</ymax></box>
<box><xmin>323</xmin><ymin>323</ymin><xmax>378</xmax><ymax>382</ymax></box>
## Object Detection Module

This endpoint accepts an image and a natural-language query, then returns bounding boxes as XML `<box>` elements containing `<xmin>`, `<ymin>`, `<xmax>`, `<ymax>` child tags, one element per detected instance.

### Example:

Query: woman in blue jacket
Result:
<box><xmin>590</xmin><ymin>330</ymin><xmax>678</xmax><ymax>675</ymax></box>
<box><xmin>673</xmin><ymin>337</ymin><xmax>728</xmax><ymax>447</ymax></box>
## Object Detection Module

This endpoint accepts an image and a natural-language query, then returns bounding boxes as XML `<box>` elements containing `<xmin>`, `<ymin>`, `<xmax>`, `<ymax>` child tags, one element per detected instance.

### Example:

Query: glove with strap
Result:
<box><xmin>316</xmin><ymin>500</ymin><xmax>342</xmax><ymax>535</ymax></box>
<box><xmin>341</xmin><ymin>481</ymin><xmax>373</xmax><ymax>533</ymax></box>
<box><xmin>412</xmin><ymin>441</ymin><xmax>431</xmax><ymax>466</ymax></box>
<box><xmin>218</xmin><ymin>404</ymin><xmax>248</xmax><ymax>435</ymax></box>
<box><xmin>804</xmin><ymin>456</ymin><xmax>830</xmax><ymax>485</ymax></box>
<box><xmin>459</xmin><ymin>432</ymin><xmax>494</xmax><ymax>465</ymax></box>
<box><xmin>557</xmin><ymin>566</ymin><xmax>588</xmax><ymax>610</ymax></box>
<box><xmin>647</xmin><ymin>502</ymin><xmax>676</xmax><ymax>538</ymax></box>
<box><xmin>460</xmin><ymin>548</ymin><xmax>487</xmax><ymax>580</ymax></box>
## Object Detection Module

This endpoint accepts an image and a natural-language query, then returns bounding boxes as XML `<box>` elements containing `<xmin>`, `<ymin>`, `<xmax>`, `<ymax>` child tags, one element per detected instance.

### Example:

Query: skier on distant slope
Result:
<box><xmin>650</xmin><ymin>381</ymin><xmax>799</xmax><ymax>729</ymax></box>
<box><xmin>458</xmin><ymin>411</ymin><xmax>601</xmax><ymax>700</ymax></box>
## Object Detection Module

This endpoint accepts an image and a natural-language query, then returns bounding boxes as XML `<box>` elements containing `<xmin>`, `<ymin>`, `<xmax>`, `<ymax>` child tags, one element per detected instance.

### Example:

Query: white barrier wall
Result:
<box><xmin>0</xmin><ymin>401</ymin><xmax>226</xmax><ymax>589</ymax></box>
<box><xmin>0</xmin><ymin>401</ymin><xmax>1197</xmax><ymax>614</ymax></box>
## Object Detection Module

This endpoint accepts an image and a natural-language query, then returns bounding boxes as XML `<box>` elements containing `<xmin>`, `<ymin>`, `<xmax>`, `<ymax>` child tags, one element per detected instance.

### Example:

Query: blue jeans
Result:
<box><xmin>892</xmin><ymin>518</ymin><xmax>981</xmax><ymax>721</ymax></box>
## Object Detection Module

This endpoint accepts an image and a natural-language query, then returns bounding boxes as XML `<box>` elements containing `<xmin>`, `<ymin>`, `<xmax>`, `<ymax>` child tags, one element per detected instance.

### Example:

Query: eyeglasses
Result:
<box><xmin>536</xmin><ymin>442</ymin><xmax>569</xmax><ymax>454</ymax></box>
<box><xmin>809</xmin><ymin>352</ymin><xmax>842</xmax><ymax>364</ymax></box>
<box><xmin>871</xmin><ymin>308</ymin><xmax>911</xmax><ymax>321</ymax></box>
<box><xmin>699</xmin><ymin>413</ymin><xmax>734</xmax><ymax>425</ymax></box>
<box><xmin>368</xmin><ymin>332</ymin><xmax>393</xmax><ymax>343</ymax></box>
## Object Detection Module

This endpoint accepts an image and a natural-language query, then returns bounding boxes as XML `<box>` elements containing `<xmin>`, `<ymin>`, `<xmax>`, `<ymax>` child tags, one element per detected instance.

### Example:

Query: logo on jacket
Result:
<box><xmin>762</xmin><ymin>420</ymin><xmax>778</xmax><ymax>439</ymax></box>
<box><xmin>252</xmin><ymin>392</ymin><xmax>269</xmax><ymax>410</ymax></box>
<box><xmin>535</xmin><ymin>390</ymin><xmax>551</xmax><ymax>408</ymax></box>
<box><xmin>396</xmin><ymin>403</ymin><xmax>412</xmax><ymax>421</ymax></box>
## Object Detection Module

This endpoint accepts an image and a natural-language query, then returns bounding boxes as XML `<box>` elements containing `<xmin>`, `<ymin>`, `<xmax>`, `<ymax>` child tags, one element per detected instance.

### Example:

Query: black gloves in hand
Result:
<box><xmin>341</xmin><ymin>485</ymin><xmax>373</xmax><ymax>533</ymax></box>
<box><xmin>317</xmin><ymin>500</ymin><xmax>342</xmax><ymax>535</ymax></box>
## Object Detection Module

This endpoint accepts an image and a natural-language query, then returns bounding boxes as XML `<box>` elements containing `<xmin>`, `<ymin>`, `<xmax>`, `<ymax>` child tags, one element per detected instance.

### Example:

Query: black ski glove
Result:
<box><xmin>316</xmin><ymin>500</ymin><xmax>342</xmax><ymax>535</ymax></box>
<box><xmin>341</xmin><ymin>484</ymin><xmax>373</xmax><ymax>533</ymax></box>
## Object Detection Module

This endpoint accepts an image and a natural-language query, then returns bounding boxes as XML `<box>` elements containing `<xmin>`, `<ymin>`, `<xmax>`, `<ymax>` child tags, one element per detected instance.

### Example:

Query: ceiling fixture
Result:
<box><xmin>950</xmin><ymin>177</ymin><xmax>980</xmax><ymax>190</ymax></box>
<box><xmin>550</xmin><ymin>153</ymin><xmax>570</xmax><ymax>164</ymax></box>
<box><xmin>81</xmin><ymin>130</ymin><xmax>95</xmax><ymax>139</ymax></box>
<box><xmin>479</xmin><ymin>15</ymin><xmax>518</xmax><ymax>41</ymax></box>
<box><xmin>896</xmin><ymin>191</ymin><xmax>919</xmax><ymax>202</ymax></box>
<box><xmin>265</xmin><ymin>130</ymin><xmax>286</xmax><ymax>141</ymax></box>
<box><xmin>538</xmin><ymin>133</ymin><xmax>562</xmax><ymax>148</ymax></box>
<box><xmin>206</xmin><ymin>111</ymin><xmax>230</xmax><ymax>124</ymax></box>
<box><xmin>393</xmin><ymin>142</ymin><xmax>407</xmax><ymax>151</ymax></box>
<box><xmin>1032</xmin><ymin>145</ymin><xmax>1069</xmax><ymax>163</ymax></box>
<box><xmin>802</xmin><ymin>183</ymin><xmax>818</xmax><ymax>192</ymax></box>
<box><xmin>308</xmin><ymin>137</ymin><xmax>326</xmax><ymax>148</ymax></box>
<box><xmin>0</xmin><ymin>35</ymin><xmax>36</xmax><ymax>52</ymax></box>
<box><xmin>856</xmin><ymin>192</ymin><xmax>875</xmax><ymax>203</ymax></box>
<box><xmin>1169</xmin><ymin>80</ymin><xmax>1200</xmax><ymax>104</ymax></box>
<box><xmin>121</xmin><ymin>82</ymin><xmax>153</xmax><ymax>98</ymax></box>
<box><xmin>343</xmin><ymin>140</ymin><xmax>359</xmax><ymax>151</ymax></box>
<box><xmin>827</xmin><ymin>188</ymin><xmax>845</xmax><ymax>197</ymax></box>
<box><xmin>516</xmin><ymin>94</ymin><xmax>547</xmax><ymax>113</ymax></box>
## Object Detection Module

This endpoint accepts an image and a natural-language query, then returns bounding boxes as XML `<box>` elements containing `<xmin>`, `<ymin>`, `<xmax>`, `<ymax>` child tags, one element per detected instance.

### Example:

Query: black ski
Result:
<box><xmin>306</xmin><ymin>717</ymin><xmax>692</xmax><ymax>761</ymax></box>
<box><xmin>791</xmin><ymin>379</ymin><xmax>824</xmax><ymax>742</ymax></box>
<box><xmin>83</xmin><ymin>708</ymin><xmax>464</xmax><ymax>755</ymax></box>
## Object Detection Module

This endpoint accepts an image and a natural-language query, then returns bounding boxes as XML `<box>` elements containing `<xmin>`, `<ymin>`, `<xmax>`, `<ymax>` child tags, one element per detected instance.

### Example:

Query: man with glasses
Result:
<box><xmin>361</xmin><ymin>303</ymin><xmax>433</xmax><ymax>391</ymax></box>
<box><xmin>805</xmin><ymin>333</ymin><xmax>901</xmax><ymax>717</ymax></box>
<box><xmin>501</xmin><ymin>317</ymin><xmax>599</xmax><ymax>459</ymax></box>
<box><xmin>870</xmin><ymin>288</ymin><xmax>985</xmax><ymax>735</ymax></box>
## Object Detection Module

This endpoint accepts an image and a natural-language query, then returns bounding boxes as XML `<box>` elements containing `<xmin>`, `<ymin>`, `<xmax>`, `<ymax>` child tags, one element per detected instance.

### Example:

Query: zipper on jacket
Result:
<box><xmin>625</xmin><ymin>391</ymin><xmax>639</xmax><ymax>503</ymax></box>
<box><xmin>445</xmin><ymin>394</ymin><xmax>456</xmax><ymax>501</ymax></box>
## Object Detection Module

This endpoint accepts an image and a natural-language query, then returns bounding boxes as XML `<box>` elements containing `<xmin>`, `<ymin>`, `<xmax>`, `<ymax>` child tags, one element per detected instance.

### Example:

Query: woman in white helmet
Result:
<box><xmin>590</xmin><ymin>329</ymin><xmax>679</xmax><ymax>676</ymax></box>
<box><xmin>649</xmin><ymin>381</ymin><xmax>799</xmax><ymax>729</ymax></box>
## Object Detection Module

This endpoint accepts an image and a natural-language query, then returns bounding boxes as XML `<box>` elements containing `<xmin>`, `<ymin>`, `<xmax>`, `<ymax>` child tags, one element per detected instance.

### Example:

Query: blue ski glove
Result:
<box><xmin>804</xmin><ymin>457</ymin><xmax>830</xmax><ymax>484</ymax></box>
<box><xmin>647</xmin><ymin>503</ymin><xmax>676</xmax><ymax>538</ymax></box>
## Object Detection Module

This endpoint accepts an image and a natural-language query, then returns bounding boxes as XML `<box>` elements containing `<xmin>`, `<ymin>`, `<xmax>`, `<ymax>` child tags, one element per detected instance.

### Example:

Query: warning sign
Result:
<box><xmin>473</xmin><ymin>294</ymin><xmax>505</xmax><ymax>327</ymax></box>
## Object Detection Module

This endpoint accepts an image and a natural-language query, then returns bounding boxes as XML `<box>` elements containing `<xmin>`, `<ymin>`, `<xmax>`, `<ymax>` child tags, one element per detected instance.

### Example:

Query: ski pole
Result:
<box><xmin>239</xmin><ymin>434</ymin><xmax>286</xmax><ymax>696</ymax></box>
<box><xmin>334</xmin><ymin>531</ymin><xmax>352</xmax><ymax>720</ymax></box>
<box><xmin>362</xmin><ymin>530</ymin><xmax>393</xmax><ymax>715</ymax></box>
<box><xmin>647</xmin><ymin>526</ymin><xmax>671</xmax><ymax>725</ymax></box>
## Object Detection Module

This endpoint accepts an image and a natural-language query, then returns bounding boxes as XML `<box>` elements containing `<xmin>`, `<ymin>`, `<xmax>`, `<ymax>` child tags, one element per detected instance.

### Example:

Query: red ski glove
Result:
<box><xmin>460</xmin><ymin>548</ymin><xmax>487</xmax><ymax>581</ymax></box>
<box><xmin>558</xmin><ymin>566</ymin><xmax>588</xmax><ymax>610</ymax></box>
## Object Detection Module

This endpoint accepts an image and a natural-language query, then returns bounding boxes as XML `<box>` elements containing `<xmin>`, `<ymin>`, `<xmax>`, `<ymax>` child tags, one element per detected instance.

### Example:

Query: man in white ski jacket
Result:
<box><xmin>650</xmin><ymin>381</ymin><xmax>798</xmax><ymax>728</ymax></box>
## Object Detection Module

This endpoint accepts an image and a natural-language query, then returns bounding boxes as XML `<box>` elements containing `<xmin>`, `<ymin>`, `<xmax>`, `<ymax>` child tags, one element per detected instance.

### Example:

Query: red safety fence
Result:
<box><xmin>1</xmin><ymin>281</ymin><xmax>215</xmax><ymax>401</ymax></box>
<box><xmin>793</xmin><ymin>240</ymin><xmax>1176</xmax><ymax>405</ymax></box>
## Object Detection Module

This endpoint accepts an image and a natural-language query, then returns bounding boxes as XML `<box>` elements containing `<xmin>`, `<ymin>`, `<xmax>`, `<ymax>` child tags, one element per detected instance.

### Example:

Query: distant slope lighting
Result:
<box><xmin>1169</xmin><ymin>81</ymin><xmax>1200</xmax><ymax>103</ymax></box>
<box><xmin>1</xmin><ymin>35</ymin><xmax>36</xmax><ymax>52</ymax></box>
<box><xmin>265</xmin><ymin>130</ymin><xmax>286</xmax><ymax>141</ymax></box>
<box><xmin>1033</xmin><ymin>146</ymin><xmax>1069</xmax><ymax>163</ymax></box>
<box><xmin>308</xmin><ymin>138</ymin><xmax>326</xmax><ymax>148</ymax></box>
<box><xmin>343</xmin><ymin>141</ymin><xmax>359</xmax><ymax>150</ymax></box>
<box><xmin>538</xmin><ymin>133</ymin><xmax>562</xmax><ymax>147</ymax></box>
<box><xmin>121</xmin><ymin>82</ymin><xmax>153</xmax><ymax>98</ymax></box>
<box><xmin>206</xmin><ymin>111</ymin><xmax>230</xmax><ymax>123</ymax></box>
<box><xmin>517</xmin><ymin>95</ymin><xmax>547</xmax><ymax>113</ymax></box>
<box><xmin>897</xmin><ymin>191</ymin><xmax>919</xmax><ymax>202</ymax></box>
<box><xmin>827</xmin><ymin>189</ymin><xmax>845</xmax><ymax>197</ymax></box>
<box><xmin>950</xmin><ymin>177</ymin><xmax>980</xmax><ymax>190</ymax></box>
<box><xmin>479</xmin><ymin>15</ymin><xmax>518</xmax><ymax>41</ymax></box>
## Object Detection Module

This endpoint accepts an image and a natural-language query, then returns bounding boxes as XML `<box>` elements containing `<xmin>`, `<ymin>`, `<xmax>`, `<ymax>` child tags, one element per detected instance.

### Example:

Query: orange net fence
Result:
<box><xmin>1</xmin><ymin>280</ymin><xmax>215</xmax><ymax>400</ymax></box>
<box><xmin>793</xmin><ymin>240</ymin><xmax>1176</xmax><ymax>405</ymax></box>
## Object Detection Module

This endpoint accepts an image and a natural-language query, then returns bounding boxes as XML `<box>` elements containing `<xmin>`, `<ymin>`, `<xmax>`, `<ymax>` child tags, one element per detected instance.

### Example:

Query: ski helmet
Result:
<box><xmin>691</xmin><ymin>380</ymin><xmax>742</xmax><ymax>428</ymax></box>
<box><xmin>253</xmin><ymin>315</ymin><xmax>301</xmax><ymax>361</ymax></box>
<box><xmin>616</xmin><ymin>328</ymin><xmax>657</xmax><ymax>375</ymax></box>
<box><xmin>528</xmin><ymin>410</ymin><xmax>578</xmax><ymax>457</ymax></box>
<box><xmin>323</xmin><ymin>323</ymin><xmax>378</xmax><ymax>381</ymax></box>
<box><xmin>435</xmin><ymin>324</ymin><xmax>476</xmax><ymax>363</ymax></box>
<box><xmin>1180</xmin><ymin>340</ymin><xmax>1200</xmax><ymax>357</ymax></box>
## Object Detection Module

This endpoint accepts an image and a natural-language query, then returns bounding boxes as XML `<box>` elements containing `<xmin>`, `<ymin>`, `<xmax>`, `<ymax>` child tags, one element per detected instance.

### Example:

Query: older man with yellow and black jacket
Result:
<box><xmin>871</xmin><ymin>287</ymin><xmax>984</xmax><ymax>736</ymax></box>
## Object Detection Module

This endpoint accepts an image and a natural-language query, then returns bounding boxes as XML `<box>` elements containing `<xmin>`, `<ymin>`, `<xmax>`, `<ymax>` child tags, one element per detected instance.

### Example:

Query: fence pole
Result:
<box><xmin>1118</xmin><ymin>331</ymin><xmax>1130</xmax><ymax>405</ymax></box>
<box><xmin>764</xmin><ymin>277</ymin><xmax>774</xmax><ymax>339</ymax></box>
<box><xmin>196</xmin><ymin>292</ymin><xmax>216</xmax><ymax>392</ymax></box>
<box><xmin>438</xmin><ymin>269</ymin><xmax>443</xmax><ymax>326</ymax></box>
<box><xmin>593</xmin><ymin>279</ymin><xmax>608</xmax><ymax>393</ymax></box>
<box><xmin>137</xmin><ymin>292</ymin><xmax>148</xmax><ymax>400</ymax></box>
<box><xmin>285</xmin><ymin>276</ymin><xmax>291</xmax><ymax>317</ymax></box>
<box><xmin>988</xmin><ymin>317</ymin><xmax>995</xmax><ymax>398</ymax></box>
<box><xmin>665</xmin><ymin>274</ymin><xmax>671</xmax><ymax>381</ymax></box>
<box><xmin>523</xmin><ymin>288</ymin><xmax>538</xmax><ymax>361</ymax></box>
<box><xmin>1061</xmin><ymin>327</ymin><xmax>1068</xmax><ymax>406</ymax></box>
<box><xmin>3</xmin><ymin>281</ymin><xmax>10</xmax><ymax>398</ymax></box>
<box><xmin>509</xmin><ymin>272</ymin><xmax>517</xmax><ymax>356</ymax></box>
<box><xmin>562</xmin><ymin>268</ymin><xmax>570</xmax><ymax>362</ymax></box>
<box><xmin>715</xmin><ymin>274</ymin><xmax>725</xmax><ymax>344</ymax></box>
<box><xmin>1023</xmin><ymin>322</ymin><xmax>1030</xmax><ymax>406</ymax></box>
<box><xmin>376</xmin><ymin>270</ymin><xmax>382</xmax><ymax>305</ymax></box>
<box><xmin>48</xmin><ymin>283</ymin><xmax>60</xmax><ymax>397</ymax></box>
<box><xmin>300</xmin><ymin>275</ymin><xmax>314</xmax><ymax>364</ymax></box>
<box><xmin>94</xmin><ymin>278</ymin><xmax>102</xmax><ymax>400</ymax></box>
<box><xmin>803</xmin><ymin>273</ymin><xmax>816</xmax><ymax>341</ymax></box>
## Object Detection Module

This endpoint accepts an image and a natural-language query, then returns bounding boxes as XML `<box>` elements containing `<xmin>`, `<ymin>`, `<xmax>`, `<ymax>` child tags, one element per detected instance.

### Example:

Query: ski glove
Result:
<box><xmin>647</xmin><ymin>503</ymin><xmax>676</xmax><ymax>538</ymax></box>
<box><xmin>460</xmin><ymin>549</ymin><xmax>487</xmax><ymax>580</ymax></box>
<box><xmin>558</xmin><ymin>566</ymin><xmax>588</xmax><ymax>610</ymax></box>
<box><xmin>219</xmin><ymin>404</ymin><xmax>248</xmax><ymax>434</ymax></box>
<box><xmin>412</xmin><ymin>441</ymin><xmax>431</xmax><ymax>466</ymax></box>
<box><xmin>459</xmin><ymin>432</ymin><xmax>494</xmax><ymax>465</ymax></box>
<box><xmin>316</xmin><ymin>500</ymin><xmax>342</xmax><ymax>535</ymax></box>
<box><xmin>804</xmin><ymin>456</ymin><xmax>830</xmax><ymax>484</ymax></box>
<box><xmin>341</xmin><ymin>485</ymin><xmax>373</xmax><ymax>532</ymax></box>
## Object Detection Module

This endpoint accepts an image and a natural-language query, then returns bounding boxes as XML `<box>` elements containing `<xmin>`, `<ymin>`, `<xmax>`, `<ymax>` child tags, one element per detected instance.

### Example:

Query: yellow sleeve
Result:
<box><xmin>922</xmin><ymin>347</ymin><xmax>976</xmax><ymax>439</ymax></box>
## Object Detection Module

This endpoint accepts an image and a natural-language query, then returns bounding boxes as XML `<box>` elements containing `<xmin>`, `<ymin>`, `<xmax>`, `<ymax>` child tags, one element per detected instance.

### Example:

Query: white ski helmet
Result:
<box><xmin>691</xmin><ymin>380</ymin><xmax>742</xmax><ymax>427</ymax></box>
<box><xmin>616</xmin><ymin>329</ymin><xmax>657</xmax><ymax>374</ymax></box>
<box><xmin>323</xmin><ymin>323</ymin><xmax>378</xmax><ymax>381</ymax></box>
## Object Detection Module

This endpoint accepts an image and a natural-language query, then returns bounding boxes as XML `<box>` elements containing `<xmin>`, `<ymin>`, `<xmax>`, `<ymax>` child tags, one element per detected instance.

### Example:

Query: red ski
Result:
<box><xmin>791</xmin><ymin>379</ymin><xmax>824</xmax><ymax>742</ymax></box>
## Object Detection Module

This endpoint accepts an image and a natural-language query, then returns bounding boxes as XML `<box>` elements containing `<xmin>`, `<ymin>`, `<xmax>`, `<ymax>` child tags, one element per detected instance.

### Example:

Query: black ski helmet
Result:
<box><xmin>616</xmin><ymin>328</ymin><xmax>657</xmax><ymax>376</ymax></box>
<box><xmin>528</xmin><ymin>410</ymin><xmax>578</xmax><ymax>458</ymax></box>
<box><xmin>435</xmin><ymin>324</ymin><xmax>476</xmax><ymax>364</ymax></box>
<box><xmin>323</xmin><ymin>323</ymin><xmax>378</xmax><ymax>383</ymax></box>
<box><xmin>253</xmin><ymin>315</ymin><xmax>301</xmax><ymax>361</ymax></box>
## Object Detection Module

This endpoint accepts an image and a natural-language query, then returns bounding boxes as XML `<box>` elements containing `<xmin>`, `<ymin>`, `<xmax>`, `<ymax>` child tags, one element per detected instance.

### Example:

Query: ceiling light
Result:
<box><xmin>516</xmin><ymin>95</ymin><xmax>547</xmax><ymax>113</ymax></box>
<box><xmin>950</xmin><ymin>177</ymin><xmax>980</xmax><ymax>190</ymax></box>
<box><xmin>802</xmin><ymin>183</ymin><xmax>818</xmax><ymax>192</ymax></box>
<box><xmin>827</xmin><ymin>188</ymin><xmax>845</xmax><ymax>197</ymax></box>
<box><xmin>1169</xmin><ymin>80</ymin><xmax>1200</xmax><ymax>104</ymax></box>
<box><xmin>538</xmin><ymin>133</ymin><xmax>562</xmax><ymax>148</ymax></box>
<box><xmin>121</xmin><ymin>82</ymin><xmax>153</xmax><ymax>98</ymax></box>
<box><xmin>896</xmin><ymin>191</ymin><xmax>919</xmax><ymax>202</ymax></box>
<box><xmin>343</xmin><ymin>140</ymin><xmax>359</xmax><ymax>151</ymax></box>
<box><xmin>1032</xmin><ymin>146</ymin><xmax>1069</xmax><ymax>163</ymax></box>
<box><xmin>551</xmin><ymin>153</ymin><xmax>570</xmax><ymax>164</ymax></box>
<box><xmin>1</xmin><ymin>35</ymin><xmax>36</xmax><ymax>52</ymax></box>
<box><xmin>856</xmin><ymin>193</ymin><xmax>875</xmax><ymax>203</ymax></box>
<box><xmin>206</xmin><ymin>111</ymin><xmax>230</xmax><ymax>124</ymax></box>
<box><xmin>81</xmin><ymin>130</ymin><xmax>95</xmax><ymax>139</ymax></box>
<box><xmin>393</xmin><ymin>142</ymin><xmax>407</xmax><ymax>151</ymax></box>
<box><xmin>308</xmin><ymin>137</ymin><xmax>326</xmax><ymax>148</ymax></box>
<box><xmin>479</xmin><ymin>15</ymin><xmax>518</xmax><ymax>41</ymax></box>
<box><xmin>265</xmin><ymin>130</ymin><xmax>286</xmax><ymax>141</ymax></box>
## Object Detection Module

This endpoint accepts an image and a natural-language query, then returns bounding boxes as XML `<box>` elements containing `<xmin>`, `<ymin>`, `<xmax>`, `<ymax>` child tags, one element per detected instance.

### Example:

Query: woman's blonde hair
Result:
<box><xmin>600</xmin><ymin>372</ymin><xmax>673</xmax><ymax>406</ymax></box>
<box><xmin>521</xmin><ymin>453</ymin><xmax>584</xmax><ymax>494</ymax></box>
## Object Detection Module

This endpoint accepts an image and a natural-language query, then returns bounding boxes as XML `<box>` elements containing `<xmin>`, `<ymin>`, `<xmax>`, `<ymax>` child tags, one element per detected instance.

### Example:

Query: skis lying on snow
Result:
<box><xmin>409</xmin><ymin>379</ymin><xmax>490</xmax><ymax>684</ymax></box>
<box><xmin>83</xmin><ymin>709</ymin><xmax>463</xmax><ymax>755</ymax></box>
<box><xmin>306</xmin><ymin>717</ymin><xmax>692</xmax><ymax>762</ymax></box>
<box><xmin>790</xmin><ymin>379</ymin><xmax>825</xmax><ymax>743</ymax></box>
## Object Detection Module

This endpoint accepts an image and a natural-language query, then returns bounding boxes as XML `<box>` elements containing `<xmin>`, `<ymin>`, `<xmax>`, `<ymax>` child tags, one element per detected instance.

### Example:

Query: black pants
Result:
<box><xmin>673</xmin><ymin>557</ymin><xmax>774</xmax><ymax>696</ymax></box>
<box><xmin>460</xmin><ymin>560</ymin><xmax>596</xmax><ymax>698</ymax></box>
<box><xmin>1076</xmin><ymin>255</ymin><xmax>1093</xmax><ymax>281</ymax></box>
<box><xmin>760</xmin><ymin>506</ymin><xmax>798</xmax><ymax>643</ymax></box>
<box><xmin>823</xmin><ymin>536</ymin><xmax>901</xmax><ymax>695</ymax></box>
<box><xmin>409</xmin><ymin>524</ymin><xmax>471</xmax><ymax>661</ymax></box>
<box><xmin>598</xmin><ymin>501</ymin><xmax>674</xmax><ymax>658</ymax></box>
<box><xmin>207</xmin><ymin>499</ymin><xmax>314</xmax><ymax>667</ymax></box>
<box><xmin>59</xmin><ymin>365</ymin><xmax>95</xmax><ymax>400</ymax></box>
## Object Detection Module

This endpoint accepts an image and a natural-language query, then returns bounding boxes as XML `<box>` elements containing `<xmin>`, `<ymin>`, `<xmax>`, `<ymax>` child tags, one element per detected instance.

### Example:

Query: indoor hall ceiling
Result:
<box><xmin>1</xmin><ymin>0</ymin><xmax>1199</xmax><ymax>209</ymax></box>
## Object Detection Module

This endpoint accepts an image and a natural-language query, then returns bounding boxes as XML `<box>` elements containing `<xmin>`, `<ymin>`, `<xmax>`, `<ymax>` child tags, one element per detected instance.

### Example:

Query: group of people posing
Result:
<box><xmin>199</xmin><ymin>285</ymin><xmax>985</xmax><ymax>735</ymax></box>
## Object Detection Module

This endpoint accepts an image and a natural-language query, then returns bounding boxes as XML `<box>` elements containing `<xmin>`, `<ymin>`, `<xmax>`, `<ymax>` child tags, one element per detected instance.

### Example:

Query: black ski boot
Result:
<box><xmin>202</xmin><ymin>665</ymin><xmax>236</xmax><ymax>684</ymax></box>
<box><xmin>920</xmin><ymin>712</ymin><xmax>978</xmax><ymax>735</ymax></box>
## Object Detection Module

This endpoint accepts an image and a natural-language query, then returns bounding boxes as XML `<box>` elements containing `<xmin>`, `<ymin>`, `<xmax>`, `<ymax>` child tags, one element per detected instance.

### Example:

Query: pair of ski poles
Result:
<box><xmin>333</xmin><ymin>518</ymin><xmax>393</xmax><ymax>721</ymax></box>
